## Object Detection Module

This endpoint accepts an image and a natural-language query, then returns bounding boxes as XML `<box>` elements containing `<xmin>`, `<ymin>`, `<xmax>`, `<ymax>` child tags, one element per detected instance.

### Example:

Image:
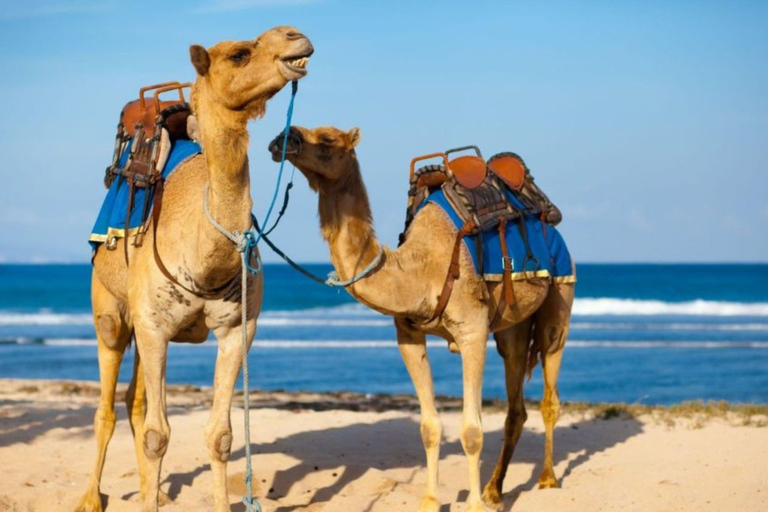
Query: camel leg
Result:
<box><xmin>456</xmin><ymin>327</ymin><xmax>489</xmax><ymax>512</ymax></box>
<box><xmin>206</xmin><ymin>318</ymin><xmax>257</xmax><ymax>512</ymax></box>
<box><xmin>133</xmin><ymin>322</ymin><xmax>172</xmax><ymax>512</ymax></box>
<box><xmin>75</xmin><ymin>276</ymin><xmax>132</xmax><ymax>512</ymax></box>
<box><xmin>395</xmin><ymin>319</ymin><xmax>442</xmax><ymax>512</ymax></box>
<box><xmin>125</xmin><ymin>346</ymin><xmax>172</xmax><ymax>507</ymax></box>
<box><xmin>482</xmin><ymin>319</ymin><xmax>533</xmax><ymax>509</ymax></box>
<box><xmin>534</xmin><ymin>283</ymin><xmax>574</xmax><ymax>489</ymax></box>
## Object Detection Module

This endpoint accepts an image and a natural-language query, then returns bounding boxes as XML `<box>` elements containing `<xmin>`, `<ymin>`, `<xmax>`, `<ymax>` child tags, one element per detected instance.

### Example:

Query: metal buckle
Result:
<box><xmin>502</xmin><ymin>256</ymin><xmax>514</xmax><ymax>273</ymax></box>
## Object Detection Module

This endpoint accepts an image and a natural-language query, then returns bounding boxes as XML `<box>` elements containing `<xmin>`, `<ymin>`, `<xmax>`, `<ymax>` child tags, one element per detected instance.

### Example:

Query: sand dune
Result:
<box><xmin>0</xmin><ymin>379</ymin><xmax>766</xmax><ymax>512</ymax></box>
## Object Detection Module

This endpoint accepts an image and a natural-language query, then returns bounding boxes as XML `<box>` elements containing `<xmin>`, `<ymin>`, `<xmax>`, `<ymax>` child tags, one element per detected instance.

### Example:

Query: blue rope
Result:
<box><xmin>253</xmin><ymin>80</ymin><xmax>298</xmax><ymax>248</ymax></box>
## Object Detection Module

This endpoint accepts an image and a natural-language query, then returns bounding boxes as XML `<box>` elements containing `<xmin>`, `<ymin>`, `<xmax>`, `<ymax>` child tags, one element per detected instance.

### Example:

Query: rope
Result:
<box><xmin>253</xmin><ymin>215</ymin><xmax>384</xmax><ymax>288</ymax></box>
<box><xmin>202</xmin><ymin>185</ymin><xmax>261</xmax><ymax>512</ymax></box>
<box><xmin>238</xmin><ymin>250</ymin><xmax>260</xmax><ymax>512</ymax></box>
<box><xmin>253</xmin><ymin>80</ymin><xmax>298</xmax><ymax>245</ymax></box>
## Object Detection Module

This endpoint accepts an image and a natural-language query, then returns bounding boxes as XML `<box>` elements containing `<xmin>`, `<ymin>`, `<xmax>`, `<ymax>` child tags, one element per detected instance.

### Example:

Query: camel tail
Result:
<box><xmin>525</xmin><ymin>331</ymin><xmax>541</xmax><ymax>381</ymax></box>
<box><xmin>525</xmin><ymin>319</ymin><xmax>567</xmax><ymax>380</ymax></box>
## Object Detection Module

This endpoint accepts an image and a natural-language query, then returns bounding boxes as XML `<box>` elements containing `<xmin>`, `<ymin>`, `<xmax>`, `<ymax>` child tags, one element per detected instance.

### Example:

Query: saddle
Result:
<box><xmin>102</xmin><ymin>81</ymin><xmax>197</xmax><ymax>260</ymax></box>
<box><xmin>400</xmin><ymin>145</ymin><xmax>563</xmax><ymax>324</ymax></box>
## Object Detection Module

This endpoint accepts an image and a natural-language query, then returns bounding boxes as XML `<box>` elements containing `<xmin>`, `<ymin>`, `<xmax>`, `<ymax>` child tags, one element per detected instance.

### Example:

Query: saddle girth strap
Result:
<box><xmin>498</xmin><ymin>217</ymin><xmax>514</xmax><ymax>305</ymax></box>
<box><xmin>489</xmin><ymin>217</ymin><xmax>515</xmax><ymax>330</ymax></box>
<box><xmin>429</xmin><ymin>221</ymin><xmax>475</xmax><ymax>322</ymax></box>
<box><xmin>151</xmin><ymin>180</ymin><xmax>234</xmax><ymax>299</ymax></box>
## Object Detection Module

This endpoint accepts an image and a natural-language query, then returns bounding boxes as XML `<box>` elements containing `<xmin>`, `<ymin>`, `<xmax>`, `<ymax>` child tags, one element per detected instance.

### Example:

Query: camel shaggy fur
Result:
<box><xmin>76</xmin><ymin>27</ymin><xmax>313</xmax><ymax>512</ymax></box>
<box><xmin>269</xmin><ymin>125</ymin><xmax>575</xmax><ymax>512</ymax></box>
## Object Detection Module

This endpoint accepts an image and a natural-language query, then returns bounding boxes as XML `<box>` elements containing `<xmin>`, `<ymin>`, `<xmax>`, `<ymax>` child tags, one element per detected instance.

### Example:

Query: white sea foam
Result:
<box><xmin>572</xmin><ymin>298</ymin><xmax>768</xmax><ymax>317</ymax></box>
<box><xmin>571</xmin><ymin>322</ymin><xmax>768</xmax><ymax>331</ymax></box>
<box><xmin>0</xmin><ymin>312</ymin><xmax>93</xmax><ymax>326</ymax></box>
<box><xmin>2</xmin><ymin>297</ymin><xmax>767</xmax><ymax>328</ymax></box>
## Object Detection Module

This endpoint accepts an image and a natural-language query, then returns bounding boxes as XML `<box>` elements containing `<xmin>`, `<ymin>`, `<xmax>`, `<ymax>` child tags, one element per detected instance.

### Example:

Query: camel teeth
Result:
<box><xmin>287</xmin><ymin>57</ymin><xmax>308</xmax><ymax>68</ymax></box>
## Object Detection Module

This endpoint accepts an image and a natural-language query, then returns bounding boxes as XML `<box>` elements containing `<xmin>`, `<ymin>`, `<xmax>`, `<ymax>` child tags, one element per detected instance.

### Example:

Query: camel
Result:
<box><xmin>75</xmin><ymin>27</ymin><xmax>313</xmax><ymax>512</ymax></box>
<box><xmin>268</xmin><ymin>125</ymin><xmax>575</xmax><ymax>512</ymax></box>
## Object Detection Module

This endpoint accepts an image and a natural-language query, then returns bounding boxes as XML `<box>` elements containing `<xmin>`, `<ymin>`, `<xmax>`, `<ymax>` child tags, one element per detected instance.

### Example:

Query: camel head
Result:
<box><xmin>189</xmin><ymin>26</ymin><xmax>313</xmax><ymax>118</ymax></box>
<box><xmin>269</xmin><ymin>125</ymin><xmax>361</xmax><ymax>191</ymax></box>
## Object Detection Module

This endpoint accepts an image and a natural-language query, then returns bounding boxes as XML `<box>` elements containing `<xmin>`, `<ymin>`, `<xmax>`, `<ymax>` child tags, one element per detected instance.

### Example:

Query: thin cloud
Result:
<box><xmin>196</xmin><ymin>0</ymin><xmax>322</xmax><ymax>12</ymax></box>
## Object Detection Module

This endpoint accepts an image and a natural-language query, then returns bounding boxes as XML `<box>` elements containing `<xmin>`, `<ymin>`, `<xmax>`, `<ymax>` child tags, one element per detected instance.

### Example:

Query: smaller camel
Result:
<box><xmin>269</xmin><ymin>126</ymin><xmax>575</xmax><ymax>512</ymax></box>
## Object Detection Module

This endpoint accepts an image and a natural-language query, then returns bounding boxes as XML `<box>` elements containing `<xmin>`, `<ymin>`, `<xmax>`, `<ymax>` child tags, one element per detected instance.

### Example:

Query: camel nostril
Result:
<box><xmin>285</xmin><ymin>31</ymin><xmax>305</xmax><ymax>41</ymax></box>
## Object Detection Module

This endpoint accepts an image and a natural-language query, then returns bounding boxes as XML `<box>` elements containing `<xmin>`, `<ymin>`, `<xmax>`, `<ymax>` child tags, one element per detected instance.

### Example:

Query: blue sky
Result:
<box><xmin>0</xmin><ymin>0</ymin><xmax>766</xmax><ymax>263</ymax></box>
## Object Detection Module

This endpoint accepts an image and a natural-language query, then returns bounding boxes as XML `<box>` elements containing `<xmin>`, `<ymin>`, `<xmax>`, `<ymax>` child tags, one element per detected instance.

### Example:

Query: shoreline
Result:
<box><xmin>3</xmin><ymin>378</ymin><xmax>767</xmax><ymax>424</ymax></box>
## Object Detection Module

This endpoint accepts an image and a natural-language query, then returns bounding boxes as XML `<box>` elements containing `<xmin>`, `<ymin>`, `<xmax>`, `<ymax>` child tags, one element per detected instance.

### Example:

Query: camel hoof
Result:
<box><xmin>158</xmin><ymin>490</ymin><xmax>173</xmax><ymax>507</ymax></box>
<box><xmin>481</xmin><ymin>485</ymin><xmax>503</xmax><ymax>510</ymax></box>
<box><xmin>418</xmin><ymin>496</ymin><xmax>440</xmax><ymax>512</ymax></box>
<box><xmin>466</xmin><ymin>502</ymin><xmax>488</xmax><ymax>512</ymax></box>
<box><xmin>538</xmin><ymin>474</ymin><xmax>558</xmax><ymax>489</ymax></box>
<box><xmin>74</xmin><ymin>489</ymin><xmax>103</xmax><ymax>512</ymax></box>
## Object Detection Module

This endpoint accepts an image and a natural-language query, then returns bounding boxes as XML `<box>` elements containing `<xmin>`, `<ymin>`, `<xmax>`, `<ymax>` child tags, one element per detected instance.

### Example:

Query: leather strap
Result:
<box><xmin>151</xmin><ymin>180</ymin><xmax>234</xmax><ymax>299</ymax></box>
<box><xmin>489</xmin><ymin>217</ymin><xmax>515</xmax><ymax>330</ymax></box>
<box><xmin>429</xmin><ymin>221</ymin><xmax>475</xmax><ymax>322</ymax></box>
<box><xmin>124</xmin><ymin>177</ymin><xmax>136</xmax><ymax>266</ymax></box>
<box><xmin>498</xmin><ymin>217</ymin><xmax>514</xmax><ymax>305</ymax></box>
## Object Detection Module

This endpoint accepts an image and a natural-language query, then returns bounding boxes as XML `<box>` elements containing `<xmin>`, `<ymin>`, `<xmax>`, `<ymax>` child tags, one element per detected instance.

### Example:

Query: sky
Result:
<box><xmin>0</xmin><ymin>0</ymin><xmax>766</xmax><ymax>263</ymax></box>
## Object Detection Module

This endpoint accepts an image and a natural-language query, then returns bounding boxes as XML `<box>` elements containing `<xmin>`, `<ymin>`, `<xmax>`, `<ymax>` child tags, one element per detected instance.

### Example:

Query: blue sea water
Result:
<box><xmin>0</xmin><ymin>263</ymin><xmax>767</xmax><ymax>405</ymax></box>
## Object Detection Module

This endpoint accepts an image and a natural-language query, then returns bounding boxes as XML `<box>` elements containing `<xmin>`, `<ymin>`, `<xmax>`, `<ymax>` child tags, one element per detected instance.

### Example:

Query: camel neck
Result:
<box><xmin>319</xmin><ymin>163</ymin><xmax>380</xmax><ymax>282</ymax></box>
<box><xmin>317</xmin><ymin>161</ymin><xmax>421</xmax><ymax>316</ymax></box>
<box><xmin>194</xmin><ymin>91</ymin><xmax>254</xmax><ymax>232</ymax></box>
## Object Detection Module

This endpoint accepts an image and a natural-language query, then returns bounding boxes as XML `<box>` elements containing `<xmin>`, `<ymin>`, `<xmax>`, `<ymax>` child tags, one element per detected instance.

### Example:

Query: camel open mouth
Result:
<box><xmin>279</xmin><ymin>49</ymin><xmax>313</xmax><ymax>80</ymax></box>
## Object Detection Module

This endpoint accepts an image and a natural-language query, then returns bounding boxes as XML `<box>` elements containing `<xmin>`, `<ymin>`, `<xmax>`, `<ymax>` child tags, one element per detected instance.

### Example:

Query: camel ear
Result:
<box><xmin>347</xmin><ymin>127</ymin><xmax>361</xmax><ymax>148</ymax></box>
<box><xmin>190</xmin><ymin>45</ymin><xmax>210</xmax><ymax>76</ymax></box>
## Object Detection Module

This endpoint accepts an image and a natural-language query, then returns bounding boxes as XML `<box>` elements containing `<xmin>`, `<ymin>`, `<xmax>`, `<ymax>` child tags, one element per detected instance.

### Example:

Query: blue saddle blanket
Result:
<box><xmin>418</xmin><ymin>189</ymin><xmax>575</xmax><ymax>283</ymax></box>
<box><xmin>89</xmin><ymin>139</ymin><xmax>201</xmax><ymax>249</ymax></box>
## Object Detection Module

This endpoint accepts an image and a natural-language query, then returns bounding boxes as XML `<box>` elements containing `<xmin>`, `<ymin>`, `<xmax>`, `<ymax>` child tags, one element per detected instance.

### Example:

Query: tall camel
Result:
<box><xmin>269</xmin><ymin>126</ymin><xmax>575</xmax><ymax>512</ymax></box>
<box><xmin>76</xmin><ymin>27</ymin><xmax>313</xmax><ymax>512</ymax></box>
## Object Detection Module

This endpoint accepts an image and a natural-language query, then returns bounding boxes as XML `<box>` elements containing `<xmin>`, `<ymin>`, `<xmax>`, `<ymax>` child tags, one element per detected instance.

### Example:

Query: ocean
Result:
<box><xmin>0</xmin><ymin>263</ymin><xmax>766</xmax><ymax>405</ymax></box>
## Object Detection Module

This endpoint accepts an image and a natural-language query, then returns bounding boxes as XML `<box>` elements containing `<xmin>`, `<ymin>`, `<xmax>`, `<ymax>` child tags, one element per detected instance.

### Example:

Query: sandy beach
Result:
<box><xmin>0</xmin><ymin>379</ymin><xmax>766</xmax><ymax>512</ymax></box>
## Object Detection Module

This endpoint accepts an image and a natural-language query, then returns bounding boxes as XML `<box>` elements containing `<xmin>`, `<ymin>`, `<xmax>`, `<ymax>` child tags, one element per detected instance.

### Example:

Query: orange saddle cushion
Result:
<box><xmin>487</xmin><ymin>154</ymin><xmax>526</xmax><ymax>191</ymax></box>
<box><xmin>447</xmin><ymin>155</ymin><xmax>487</xmax><ymax>189</ymax></box>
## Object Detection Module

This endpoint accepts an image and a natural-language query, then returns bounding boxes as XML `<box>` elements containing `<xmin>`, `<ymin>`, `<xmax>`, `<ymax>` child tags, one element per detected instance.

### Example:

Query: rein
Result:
<box><xmin>254</xmin><ymin>215</ymin><xmax>384</xmax><ymax>287</ymax></box>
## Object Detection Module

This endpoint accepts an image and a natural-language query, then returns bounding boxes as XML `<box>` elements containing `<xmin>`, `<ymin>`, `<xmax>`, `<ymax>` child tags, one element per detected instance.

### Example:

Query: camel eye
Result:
<box><xmin>229</xmin><ymin>49</ymin><xmax>250</xmax><ymax>63</ymax></box>
<box><xmin>319</xmin><ymin>135</ymin><xmax>336</xmax><ymax>145</ymax></box>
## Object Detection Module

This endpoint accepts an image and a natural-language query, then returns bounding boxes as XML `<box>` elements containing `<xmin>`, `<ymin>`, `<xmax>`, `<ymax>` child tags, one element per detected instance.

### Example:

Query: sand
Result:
<box><xmin>0</xmin><ymin>379</ymin><xmax>766</xmax><ymax>512</ymax></box>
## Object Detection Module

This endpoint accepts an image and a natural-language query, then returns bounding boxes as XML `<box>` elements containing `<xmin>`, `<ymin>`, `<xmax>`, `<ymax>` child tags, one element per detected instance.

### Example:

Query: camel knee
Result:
<box><xmin>461</xmin><ymin>422</ymin><xmax>483</xmax><ymax>456</ymax></box>
<box><xmin>143</xmin><ymin>428</ymin><xmax>169</xmax><ymax>460</ymax></box>
<box><xmin>207</xmin><ymin>428</ymin><xmax>233</xmax><ymax>462</ymax></box>
<box><xmin>420</xmin><ymin>417</ymin><xmax>442</xmax><ymax>450</ymax></box>
<box><xmin>96</xmin><ymin>314</ymin><xmax>122</xmax><ymax>350</ymax></box>
<box><xmin>542</xmin><ymin>393</ymin><xmax>560</xmax><ymax>424</ymax></box>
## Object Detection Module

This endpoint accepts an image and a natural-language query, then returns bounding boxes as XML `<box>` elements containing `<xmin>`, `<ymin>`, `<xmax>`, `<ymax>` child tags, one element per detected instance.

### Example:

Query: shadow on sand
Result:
<box><xmin>0</xmin><ymin>399</ymin><xmax>96</xmax><ymax>448</ymax></box>
<box><xmin>156</xmin><ymin>410</ymin><xmax>643</xmax><ymax>512</ymax></box>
